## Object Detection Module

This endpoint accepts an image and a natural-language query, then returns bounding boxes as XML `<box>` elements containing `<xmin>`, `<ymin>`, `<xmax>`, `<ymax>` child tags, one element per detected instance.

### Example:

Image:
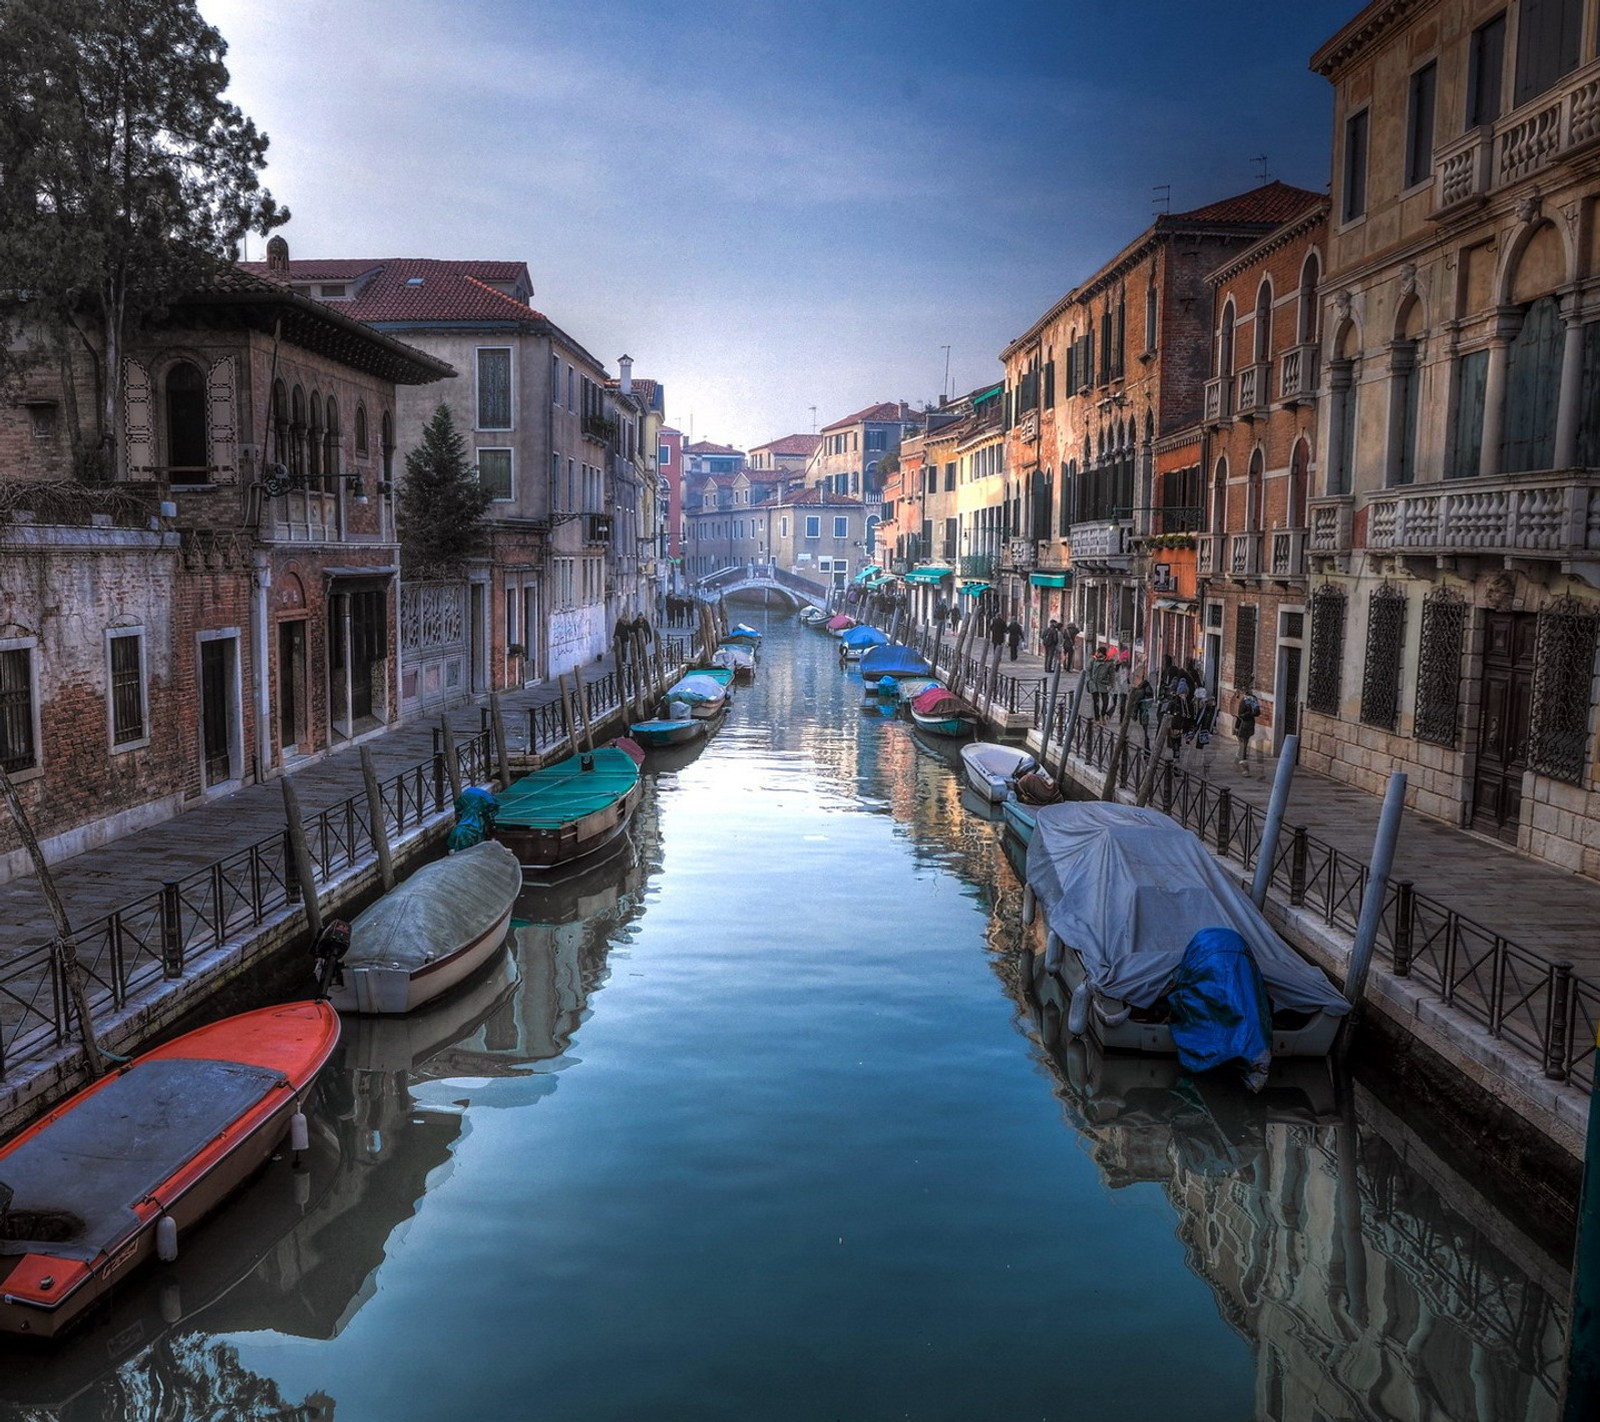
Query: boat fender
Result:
<box><xmin>160</xmin><ymin>1279</ymin><xmax>183</xmax><ymax>1325</ymax></box>
<box><xmin>1093</xmin><ymin>996</ymin><xmax>1132</xmax><ymax>1029</ymax></box>
<box><xmin>1067</xmin><ymin>982</ymin><xmax>1090</xmax><ymax>1038</ymax></box>
<box><xmin>156</xmin><ymin>1215</ymin><xmax>178</xmax><ymax>1263</ymax></box>
<box><xmin>289</xmin><ymin>1111</ymin><xmax>310</xmax><ymax>1156</ymax></box>
<box><xmin>293</xmin><ymin>1165</ymin><xmax>311</xmax><ymax>1208</ymax></box>
<box><xmin>1040</xmin><ymin>1000</ymin><xmax>1062</xmax><ymax>1050</ymax></box>
<box><xmin>1021</xmin><ymin>885</ymin><xmax>1036</xmax><ymax>926</ymax></box>
<box><xmin>1044</xmin><ymin>931</ymin><xmax>1063</xmax><ymax>974</ymax></box>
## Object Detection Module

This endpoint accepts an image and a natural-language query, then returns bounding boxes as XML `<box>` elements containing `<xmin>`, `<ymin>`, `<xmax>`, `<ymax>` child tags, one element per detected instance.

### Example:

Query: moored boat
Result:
<box><xmin>324</xmin><ymin>841</ymin><xmax>522</xmax><ymax>1015</ymax></box>
<box><xmin>628</xmin><ymin>716</ymin><xmax>707</xmax><ymax>749</ymax></box>
<box><xmin>960</xmin><ymin>741</ymin><xmax>1037</xmax><ymax>803</ymax></box>
<box><xmin>908</xmin><ymin>685</ymin><xmax>978</xmax><ymax>737</ymax></box>
<box><xmin>493</xmin><ymin>747</ymin><xmax>643</xmax><ymax>873</ymax></box>
<box><xmin>712</xmin><ymin>642</ymin><xmax>757</xmax><ymax>676</ymax></box>
<box><xmin>838</xmin><ymin>626</ymin><xmax>889</xmax><ymax>662</ymax></box>
<box><xmin>825</xmin><ymin>613</ymin><xmax>857</xmax><ymax>635</ymax></box>
<box><xmin>664</xmin><ymin>671</ymin><xmax>730</xmax><ymax>718</ymax></box>
<box><xmin>1023</xmin><ymin>802</ymin><xmax>1351</xmax><ymax>1081</ymax></box>
<box><xmin>0</xmin><ymin>1001</ymin><xmax>341</xmax><ymax>1339</ymax></box>
<box><xmin>859</xmin><ymin>644</ymin><xmax>934</xmax><ymax>685</ymax></box>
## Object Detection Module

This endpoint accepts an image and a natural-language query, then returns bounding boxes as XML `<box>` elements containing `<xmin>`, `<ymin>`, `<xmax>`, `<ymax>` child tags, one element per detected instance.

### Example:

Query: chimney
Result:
<box><xmin>618</xmin><ymin>354</ymin><xmax>633</xmax><ymax>395</ymax></box>
<box><xmin>266</xmin><ymin>235</ymin><xmax>290</xmax><ymax>278</ymax></box>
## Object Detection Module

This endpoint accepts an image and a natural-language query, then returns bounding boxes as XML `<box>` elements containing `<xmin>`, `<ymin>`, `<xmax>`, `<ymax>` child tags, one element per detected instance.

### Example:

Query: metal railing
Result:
<box><xmin>1035</xmin><ymin>706</ymin><xmax>1600</xmax><ymax>1091</ymax></box>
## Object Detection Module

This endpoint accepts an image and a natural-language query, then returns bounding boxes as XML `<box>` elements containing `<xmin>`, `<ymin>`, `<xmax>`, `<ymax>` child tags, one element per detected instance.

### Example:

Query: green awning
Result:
<box><xmin>904</xmin><ymin>566</ymin><xmax>953</xmax><ymax>585</ymax></box>
<box><xmin>958</xmin><ymin>581</ymin><xmax>991</xmax><ymax>597</ymax></box>
<box><xmin>853</xmin><ymin>564</ymin><xmax>883</xmax><ymax>584</ymax></box>
<box><xmin>865</xmin><ymin>574</ymin><xmax>895</xmax><ymax>589</ymax></box>
<box><xmin>1030</xmin><ymin>572</ymin><xmax>1070</xmax><ymax>588</ymax></box>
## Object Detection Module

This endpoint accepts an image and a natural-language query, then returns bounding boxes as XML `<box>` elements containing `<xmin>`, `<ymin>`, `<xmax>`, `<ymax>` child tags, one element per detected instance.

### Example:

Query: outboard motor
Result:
<box><xmin>312</xmin><ymin>919</ymin><xmax>351</xmax><ymax>998</ymax></box>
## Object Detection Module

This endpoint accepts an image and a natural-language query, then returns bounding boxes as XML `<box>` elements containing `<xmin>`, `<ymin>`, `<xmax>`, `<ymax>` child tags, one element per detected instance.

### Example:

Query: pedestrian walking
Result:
<box><xmin>1190</xmin><ymin>687</ymin><xmax>1218</xmax><ymax>776</ymax></box>
<box><xmin>1041</xmin><ymin>619</ymin><xmax>1062</xmax><ymax>672</ymax></box>
<box><xmin>949</xmin><ymin>598</ymin><xmax>961</xmax><ymax>629</ymax></box>
<box><xmin>1113</xmin><ymin>652</ymin><xmax>1131</xmax><ymax>720</ymax></box>
<box><xmin>1006</xmin><ymin>617</ymin><xmax>1023</xmax><ymax>661</ymax></box>
<box><xmin>1086</xmin><ymin>648</ymin><xmax>1115</xmax><ymax>720</ymax></box>
<box><xmin>933</xmin><ymin>596</ymin><xmax>949</xmax><ymax>629</ymax></box>
<box><xmin>989</xmin><ymin>611</ymin><xmax>1008</xmax><ymax>649</ymax></box>
<box><xmin>1235</xmin><ymin>691</ymin><xmax>1262</xmax><ymax>776</ymax></box>
<box><xmin>1062</xmin><ymin>621</ymin><xmax>1080</xmax><ymax>672</ymax></box>
<box><xmin>1130</xmin><ymin>674</ymin><xmax>1154</xmax><ymax>749</ymax></box>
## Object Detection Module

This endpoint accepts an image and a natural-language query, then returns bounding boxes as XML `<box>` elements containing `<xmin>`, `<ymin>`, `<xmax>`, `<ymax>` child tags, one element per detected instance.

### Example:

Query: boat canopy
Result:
<box><xmin>840</xmin><ymin>625</ymin><xmax>891</xmax><ymax>649</ymax></box>
<box><xmin>666</xmin><ymin>672</ymin><xmax>728</xmax><ymax>703</ymax></box>
<box><xmin>826</xmin><ymin>614</ymin><xmax>857</xmax><ymax>631</ymax></box>
<box><xmin>729</xmin><ymin>623</ymin><xmax>762</xmax><ymax>639</ymax></box>
<box><xmin>911</xmin><ymin>686</ymin><xmax>969</xmax><ymax>718</ymax></box>
<box><xmin>860</xmin><ymin>644</ymin><xmax>933</xmax><ymax>679</ymax></box>
<box><xmin>1024</xmin><ymin>802</ymin><xmax>1350</xmax><ymax>1016</ymax></box>
<box><xmin>496</xmin><ymin>748</ymin><xmax>641</xmax><ymax>830</ymax></box>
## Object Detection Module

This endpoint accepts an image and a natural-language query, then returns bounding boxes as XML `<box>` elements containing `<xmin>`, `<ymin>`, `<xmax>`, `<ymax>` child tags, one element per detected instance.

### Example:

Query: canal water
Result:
<box><xmin>0</xmin><ymin>619</ymin><xmax>1573</xmax><ymax>1421</ymax></box>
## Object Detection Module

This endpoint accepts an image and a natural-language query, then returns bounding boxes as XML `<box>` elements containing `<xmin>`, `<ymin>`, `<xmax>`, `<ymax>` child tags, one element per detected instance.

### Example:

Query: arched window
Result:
<box><xmin>1211</xmin><ymin>457</ymin><xmax>1228</xmax><ymax>533</ymax></box>
<box><xmin>1254</xmin><ymin>281</ymin><xmax>1274</xmax><ymax>364</ymax></box>
<box><xmin>1247</xmin><ymin>449</ymin><xmax>1264</xmax><ymax>531</ymax></box>
<box><xmin>1298</xmin><ymin>254</ymin><xmax>1321</xmax><ymax>343</ymax></box>
<box><xmin>325</xmin><ymin>397</ymin><xmax>341</xmax><ymax>481</ymax></box>
<box><xmin>1219</xmin><ymin>300</ymin><xmax>1236</xmax><ymax>378</ymax></box>
<box><xmin>355</xmin><ymin>403</ymin><xmax>368</xmax><ymax>456</ymax></box>
<box><xmin>1289</xmin><ymin>439</ymin><xmax>1310</xmax><ymax>528</ymax></box>
<box><xmin>307</xmin><ymin>392</ymin><xmax>323</xmax><ymax>482</ymax></box>
<box><xmin>164</xmin><ymin>361</ymin><xmax>208</xmax><ymax>478</ymax></box>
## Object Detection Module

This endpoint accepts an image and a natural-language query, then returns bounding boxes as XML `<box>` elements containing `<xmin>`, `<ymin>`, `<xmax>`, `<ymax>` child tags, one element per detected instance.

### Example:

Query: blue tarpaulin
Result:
<box><xmin>1167</xmin><ymin>928</ymin><xmax>1272</xmax><ymax>1082</ymax></box>
<box><xmin>448</xmin><ymin>786</ymin><xmax>500</xmax><ymax>852</ymax></box>
<box><xmin>840</xmin><ymin>625</ymin><xmax>890</xmax><ymax>649</ymax></box>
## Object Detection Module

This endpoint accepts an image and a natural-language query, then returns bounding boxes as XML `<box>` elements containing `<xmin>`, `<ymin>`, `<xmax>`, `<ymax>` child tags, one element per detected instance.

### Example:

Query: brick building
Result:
<box><xmin>1198</xmin><ymin>200</ymin><xmax>1328</xmax><ymax>749</ymax></box>
<box><xmin>0</xmin><ymin>267</ymin><xmax>449</xmax><ymax>882</ymax></box>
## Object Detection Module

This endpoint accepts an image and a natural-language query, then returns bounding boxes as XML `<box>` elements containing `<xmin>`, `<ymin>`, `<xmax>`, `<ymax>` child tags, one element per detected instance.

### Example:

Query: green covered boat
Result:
<box><xmin>492</xmin><ymin>747</ymin><xmax>642</xmax><ymax>874</ymax></box>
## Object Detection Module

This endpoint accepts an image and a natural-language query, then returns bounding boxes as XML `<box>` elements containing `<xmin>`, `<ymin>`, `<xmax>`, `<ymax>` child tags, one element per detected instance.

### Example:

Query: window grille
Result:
<box><xmin>1413</xmin><ymin>588</ymin><xmax>1466</xmax><ymax>747</ymax></box>
<box><xmin>1307</xmin><ymin>584</ymin><xmax>1346</xmax><ymax>716</ymax></box>
<box><xmin>110</xmin><ymin>634</ymin><xmax>144</xmax><ymax>744</ymax></box>
<box><xmin>0</xmin><ymin>648</ymin><xmax>35</xmax><ymax>772</ymax></box>
<box><xmin>1529</xmin><ymin>599</ymin><xmax>1599</xmax><ymax>784</ymax></box>
<box><xmin>1234</xmin><ymin>605</ymin><xmax>1258</xmax><ymax>691</ymax></box>
<box><xmin>1360</xmin><ymin>584</ymin><xmax>1408</xmax><ymax>730</ymax></box>
<box><xmin>1282</xmin><ymin>611</ymin><xmax>1304</xmax><ymax>640</ymax></box>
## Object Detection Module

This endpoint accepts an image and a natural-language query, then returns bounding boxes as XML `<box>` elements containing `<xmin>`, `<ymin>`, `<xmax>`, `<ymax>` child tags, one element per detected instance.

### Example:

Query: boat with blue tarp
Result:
<box><xmin>858</xmin><ymin>644</ymin><xmax>933</xmax><ymax>684</ymax></box>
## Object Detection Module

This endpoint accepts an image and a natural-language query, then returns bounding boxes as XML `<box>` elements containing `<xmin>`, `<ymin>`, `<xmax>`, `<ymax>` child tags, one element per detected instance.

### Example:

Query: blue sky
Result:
<box><xmin>200</xmin><ymin>0</ymin><xmax>1362</xmax><ymax>449</ymax></box>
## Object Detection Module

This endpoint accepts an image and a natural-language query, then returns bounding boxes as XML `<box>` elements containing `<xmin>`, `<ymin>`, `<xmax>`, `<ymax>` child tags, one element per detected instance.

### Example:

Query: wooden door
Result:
<box><xmin>200</xmin><ymin>638</ymin><xmax>233</xmax><ymax>786</ymax></box>
<box><xmin>1471</xmin><ymin>612</ymin><xmax>1537</xmax><ymax>840</ymax></box>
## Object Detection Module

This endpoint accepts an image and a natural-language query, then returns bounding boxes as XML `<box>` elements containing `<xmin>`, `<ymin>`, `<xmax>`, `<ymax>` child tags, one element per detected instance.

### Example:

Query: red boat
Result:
<box><xmin>0</xmin><ymin>1001</ymin><xmax>340</xmax><ymax>1339</ymax></box>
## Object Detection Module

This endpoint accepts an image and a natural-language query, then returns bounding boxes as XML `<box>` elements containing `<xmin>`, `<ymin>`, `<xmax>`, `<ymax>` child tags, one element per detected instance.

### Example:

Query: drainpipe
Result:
<box><xmin>253</xmin><ymin>550</ymin><xmax>273</xmax><ymax>778</ymax></box>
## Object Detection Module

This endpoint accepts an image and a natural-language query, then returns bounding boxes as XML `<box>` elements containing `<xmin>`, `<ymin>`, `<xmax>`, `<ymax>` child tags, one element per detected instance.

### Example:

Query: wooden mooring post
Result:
<box><xmin>439</xmin><ymin>718</ymin><xmax>464</xmax><ymax>802</ymax></box>
<box><xmin>280</xmin><ymin>776</ymin><xmax>323</xmax><ymax>942</ymax></box>
<box><xmin>0</xmin><ymin>766</ymin><xmax>106</xmax><ymax>1078</ymax></box>
<box><xmin>358</xmin><ymin>747</ymin><xmax>396</xmax><ymax>893</ymax></box>
<box><xmin>488</xmin><ymin>692</ymin><xmax>512</xmax><ymax>787</ymax></box>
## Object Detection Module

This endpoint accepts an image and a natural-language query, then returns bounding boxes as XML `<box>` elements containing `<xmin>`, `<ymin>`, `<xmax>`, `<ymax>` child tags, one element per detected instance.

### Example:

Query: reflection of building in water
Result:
<box><xmin>1025</xmin><ymin>1011</ymin><xmax>1568</xmax><ymax>1422</ymax></box>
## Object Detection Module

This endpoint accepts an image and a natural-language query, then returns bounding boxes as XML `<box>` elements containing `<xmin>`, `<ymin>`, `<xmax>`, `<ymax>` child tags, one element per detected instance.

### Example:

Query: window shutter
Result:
<box><xmin>124</xmin><ymin>360</ymin><xmax>154</xmax><ymax>475</ymax></box>
<box><xmin>208</xmin><ymin>356</ymin><xmax>237</xmax><ymax>483</ymax></box>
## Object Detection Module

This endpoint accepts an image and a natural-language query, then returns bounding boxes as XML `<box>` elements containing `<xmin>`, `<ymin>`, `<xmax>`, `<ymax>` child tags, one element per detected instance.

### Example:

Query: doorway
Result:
<box><xmin>278</xmin><ymin>619</ymin><xmax>307</xmax><ymax>757</ymax></box>
<box><xmin>1470</xmin><ymin>611</ymin><xmax>1536</xmax><ymax>841</ymax></box>
<box><xmin>471</xmin><ymin>583</ymin><xmax>486</xmax><ymax>692</ymax></box>
<box><xmin>200</xmin><ymin>636</ymin><xmax>236</xmax><ymax>787</ymax></box>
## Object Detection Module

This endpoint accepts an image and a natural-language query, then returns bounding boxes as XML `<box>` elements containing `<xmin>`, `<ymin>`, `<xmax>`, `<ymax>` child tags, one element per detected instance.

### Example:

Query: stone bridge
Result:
<box><xmin>693</xmin><ymin>562</ymin><xmax>833</xmax><ymax>611</ymax></box>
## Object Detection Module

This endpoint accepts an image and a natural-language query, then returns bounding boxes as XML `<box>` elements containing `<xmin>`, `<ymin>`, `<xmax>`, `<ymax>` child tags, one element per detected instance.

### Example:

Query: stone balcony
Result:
<box><xmin>1198</xmin><ymin>533</ymin><xmax>1222</xmax><ymax>576</ymax></box>
<box><xmin>1203</xmin><ymin>375</ymin><xmax>1233</xmax><ymax>426</ymax></box>
<box><xmin>1365</xmin><ymin>471</ymin><xmax>1600</xmax><ymax>564</ymax></box>
<box><xmin>1268</xmin><ymin>527</ymin><xmax>1309</xmax><ymax>579</ymax></box>
<box><xmin>1068</xmin><ymin>520</ymin><xmax>1126</xmax><ymax>562</ymax></box>
<box><xmin>1279</xmin><ymin>344</ymin><xmax>1319</xmax><ymax>404</ymax></box>
<box><xmin>1309</xmin><ymin>496</ymin><xmax>1354</xmax><ymax>558</ymax></box>
<box><xmin>1236</xmin><ymin>362</ymin><xmax>1272</xmax><ymax>419</ymax></box>
<box><xmin>1432</xmin><ymin>56</ymin><xmax>1600</xmax><ymax>220</ymax></box>
<box><xmin>1228</xmin><ymin>531</ymin><xmax>1262</xmax><ymax>577</ymax></box>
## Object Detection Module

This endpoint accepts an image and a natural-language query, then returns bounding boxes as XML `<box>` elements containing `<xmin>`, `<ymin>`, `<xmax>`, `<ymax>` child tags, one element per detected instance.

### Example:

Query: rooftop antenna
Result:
<box><xmin>809</xmin><ymin>405</ymin><xmax>817</xmax><ymax>433</ymax></box>
<box><xmin>940</xmin><ymin>345</ymin><xmax>951</xmax><ymax>404</ymax></box>
<box><xmin>1152</xmin><ymin>184</ymin><xmax>1170</xmax><ymax>216</ymax></box>
<box><xmin>1253</xmin><ymin>154</ymin><xmax>1271</xmax><ymax>183</ymax></box>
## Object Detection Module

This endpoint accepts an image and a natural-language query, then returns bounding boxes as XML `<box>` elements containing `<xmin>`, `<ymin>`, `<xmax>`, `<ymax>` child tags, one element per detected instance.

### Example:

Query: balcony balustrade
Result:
<box><xmin>1309</xmin><ymin>496</ymin><xmax>1354</xmax><ymax>555</ymax></box>
<box><xmin>1004</xmin><ymin>537</ymin><xmax>1036</xmax><ymax>570</ymax></box>
<box><xmin>1068</xmin><ymin>521</ymin><xmax>1125</xmax><ymax>560</ymax></box>
<box><xmin>958</xmin><ymin>553</ymin><xmax>993</xmax><ymax>578</ymax></box>
<box><xmin>1365</xmin><ymin>471</ymin><xmax>1600</xmax><ymax>558</ymax></box>
<box><xmin>1433</xmin><ymin>55</ymin><xmax>1600</xmax><ymax>218</ymax></box>
<box><xmin>1203</xmin><ymin>375</ymin><xmax>1233</xmax><ymax>425</ymax></box>
<box><xmin>1269</xmin><ymin>527</ymin><xmax>1308</xmax><ymax>578</ymax></box>
<box><xmin>1197</xmin><ymin>533</ymin><xmax>1222</xmax><ymax>576</ymax></box>
<box><xmin>1228</xmin><ymin>531</ymin><xmax>1262</xmax><ymax>577</ymax></box>
<box><xmin>1236</xmin><ymin>363</ymin><xmax>1271</xmax><ymax>418</ymax></box>
<box><xmin>1279</xmin><ymin>344</ymin><xmax>1319</xmax><ymax>404</ymax></box>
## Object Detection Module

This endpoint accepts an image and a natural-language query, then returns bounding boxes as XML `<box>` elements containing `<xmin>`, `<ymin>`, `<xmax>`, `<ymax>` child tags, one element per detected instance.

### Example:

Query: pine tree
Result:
<box><xmin>397</xmin><ymin>405</ymin><xmax>493</xmax><ymax>573</ymax></box>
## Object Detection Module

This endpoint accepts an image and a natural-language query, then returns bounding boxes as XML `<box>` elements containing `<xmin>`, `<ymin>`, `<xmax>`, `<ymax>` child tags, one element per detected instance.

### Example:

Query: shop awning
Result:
<box><xmin>1029</xmin><ymin>572</ymin><xmax>1070</xmax><ymax>588</ymax></box>
<box><xmin>865</xmin><ymin>574</ymin><xmax>895</xmax><ymax>589</ymax></box>
<box><xmin>852</xmin><ymin>564</ymin><xmax>883</xmax><ymax>584</ymax></box>
<box><xmin>958</xmin><ymin>580</ymin><xmax>992</xmax><ymax>597</ymax></box>
<box><xmin>903</xmin><ymin>566</ymin><xmax>953</xmax><ymax>585</ymax></box>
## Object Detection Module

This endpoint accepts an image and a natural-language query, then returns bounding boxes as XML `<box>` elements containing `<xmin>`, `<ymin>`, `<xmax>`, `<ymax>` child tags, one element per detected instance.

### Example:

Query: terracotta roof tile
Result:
<box><xmin>821</xmin><ymin>400</ymin><xmax>920</xmax><ymax>432</ymax></box>
<box><xmin>237</xmin><ymin>257</ymin><xmax>545</xmax><ymax>323</ymax></box>
<box><xmin>752</xmin><ymin>433</ymin><xmax>823</xmax><ymax>455</ymax></box>
<box><xmin>1169</xmin><ymin>180</ymin><xmax>1324</xmax><ymax>227</ymax></box>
